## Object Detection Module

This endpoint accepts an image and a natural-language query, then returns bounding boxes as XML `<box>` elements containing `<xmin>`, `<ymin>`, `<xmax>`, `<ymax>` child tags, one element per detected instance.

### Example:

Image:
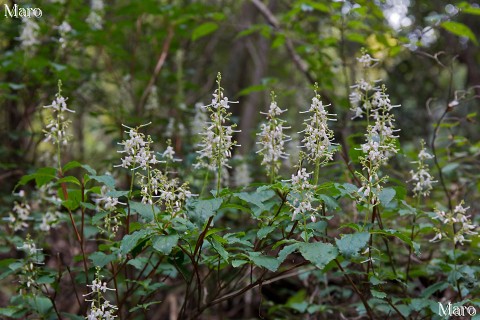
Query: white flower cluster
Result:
<box><xmin>161</xmin><ymin>140</ymin><xmax>180</xmax><ymax>163</ymax></box>
<box><xmin>116</xmin><ymin>124</ymin><xmax>160</xmax><ymax>171</ymax></box>
<box><xmin>431</xmin><ymin>203</ymin><xmax>478</xmax><ymax>245</ymax></box>
<box><xmin>287</xmin><ymin>168</ymin><xmax>317</xmax><ymax>222</ymax></box>
<box><xmin>300</xmin><ymin>91</ymin><xmax>337</xmax><ymax>166</ymax></box>
<box><xmin>257</xmin><ymin>95</ymin><xmax>290</xmax><ymax>178</ymax></box>
<box><xmin>145</xmin><ymin>86</ymin><xmax>159</xmax><ymax>111</ymax></box>
<box><xmin>43</xmin><ymin>83</ymin><xmax>75</xmax><ymax>146</ymax></box>
<box><xmin>116</xmin><ymin>124</ymin><xmax>193</xmax><ymax>219</ymax></box>
<box><xmin>16</xmin><ymin>236</ymin><xmax>43</xmax><ymax>289</ymax></box>
<box><xmin>233</xmin><ymin>155</ymin><xmax>252</xmax><ymax>187</ymax></box>
<box><xmin>138</xmin><ymin>169</ymin><xmax>192</xmax><ymax>218</ymax></box>
<box><xmin>56</xmin><ymin>21</ymin><xmax>72</xmax><ymax>49</ymax></box>
<box><xmin>39</xmin><ymin>210</ymin><xmax>62</xmax><ymax>232</ymax></box>
<box><xmin>37</xmin><ymin>183</ymin><xmax>63</xmax><ymax>232</ymax></box>
<box><xmin>18</xmin><ymin>18</ymin><xmax>40</xmax><ymax>49</ymax></box>
<box><xmin>195</xmin><ymin>74</ymin><xmax>239</xmax><ymax>174</ymax></box>
<box><xmin>86</xmin><ymin>0</ymin><xmax>104</xmax><ymax>30</ymax></box>
<box><xmin>359</xmin><ymin>85</ymin><xmax>400</xmax><ymax>166</ymax></box>
<box><xmin>191</xmin><ymin>103</ymin><xmax>208</xmax><ymax>136</ymax></box>
<box><xmin>94</xmin><ymin>185</ymin><xmax>124</xmax><ymax>236</ymax></box>
<box><xmin>84</xmin><ymin>272</ymin><xmax>117</xmax><ymax>320</ymax></box>
<box><xmin>410</xmin><ymin>140</ymin><xmax>436</xmax><ymax>197</ymax></box>
<box><xmin>17</xmin><ymin>238</ymin><xmax>42</xmax><ymax>256</ymax></box>
<box><xmin>351</xmin><ymin>53</ymin><xmax>401</xmax><ymax>204</ymax></box>
<box><xmin>4</xmin><ymin>191</ymin><xmax>30</xmax><ymax>231</ymax></box>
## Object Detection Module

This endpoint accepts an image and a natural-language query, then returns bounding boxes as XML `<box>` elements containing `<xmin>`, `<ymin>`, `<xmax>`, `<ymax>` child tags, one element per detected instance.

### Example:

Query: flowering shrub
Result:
<box><xmin>1</xmin><ymin>47</ymin><xmax>478</xmax><ymax>320</ymax></box>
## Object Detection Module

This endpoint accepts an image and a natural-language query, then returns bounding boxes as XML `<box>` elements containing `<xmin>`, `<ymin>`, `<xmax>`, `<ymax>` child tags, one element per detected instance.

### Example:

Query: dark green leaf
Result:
<box><xmin>89</xmin><ymin>174</ymin><xmax>116</xmax><ymax>188</ymax></box>
<box><xmin>257</xmin><ymin>226</ymin><xmax>276</xmax><ymax>240</ymax></box>
<box><xmin>210</xmin><ymin>237</ymin><xmax>229</xmax><ymax>262</ymax></box>
<box><xmin>120</xmin><ymin>230</ymin><xmax>153</xmax><ymax>256</ymax></box>
<box><xmin>57</xmin><ymin>176</ymin><xmax>81</xmax><ymax>186</ymax></box>
<box><xmin>378</xmin><ymin>188</ymin><xmax>396</xmax><ymax>206</ymax></box>
<box><xmin>298</xmin><ymin>242</ymin><xmax>338</xmax><ymax>270</ymax></box>
<box><xmin>335</xmin><ymin>232</ymin><xmax>369</xmax><ymax>259</ymax></box>
<box><xmin>89</xmin><ymin>251</ymin><xmax>116</xmax><ymax>267</ymax></box>
<box><xmin>187</xmin><ymin>198</ymin><xmax>223</xmax><ymax>224</ymax></box>
<box><xmin>152</xmin><ymin>234</ymin><xmax>179</xmax><ymax>255</ymax></box>
<box><xmin>248</xmin><ymin>251</ymin><xmax>280</xmax><ymax>272</ymax></box>
<box><xmin>192</xmin><ymin>22</ymin><xmax>218</xmax><ymax>41</ymax></box>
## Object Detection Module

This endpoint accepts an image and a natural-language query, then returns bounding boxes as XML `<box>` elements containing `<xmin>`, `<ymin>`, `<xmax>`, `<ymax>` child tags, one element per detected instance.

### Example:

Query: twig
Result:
<box><xmin>137</xmin><ymin>26</ymin><xmax>174</xmax><ymax>114</ymax></box>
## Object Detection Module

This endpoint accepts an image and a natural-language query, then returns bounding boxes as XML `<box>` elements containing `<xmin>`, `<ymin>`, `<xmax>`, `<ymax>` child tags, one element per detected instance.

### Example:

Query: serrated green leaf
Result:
<box><xmin>248</xmin><ymin>251</ymin><xmax>280</xmax><ymax>272</ymax></box>
<box><xmin>277</xmin><ymin>243</ymin><xmax>299</xmax><ymax>264</ymax></box>
<box><xmin>187</xmin><ymin>198</ymin><xmax>223</xmax><ymax>225</ymax></box>
<box><xmin>152</xmin><ymin>234</ymin><xmax>179</xmax><ymax>255</ymax></box>
<box><xmin>257</xmin><ymin>226</ymin><xmax>276</xmax><ymax>240</ymax></box>
<box><xmin>335</xmin><ymin>232</ymin><xmax>369</xmax><ymax>259</ymax></box>
<box><xmin>441</xmin><ymin>21</ymin><xmax>478</xmax><ymax>45</ymax></box>
<box><xmin>192</xmin><ymin>22</ymin><xmax>218</xmax><ymax>41</ymax></box>
<box><xmin>120</xmin><ymin>230</ymin><xmax>152</xmax><ymax>256</ymax></box>
<box><xmin>371</xmin><ymin>289</ymin><xmax>387</xmax><ymax>299</ymax></box>
<box><xmin>298</xmin><ymin>242</ymin><xmax>338</xmax><ymax>270</ymax></box>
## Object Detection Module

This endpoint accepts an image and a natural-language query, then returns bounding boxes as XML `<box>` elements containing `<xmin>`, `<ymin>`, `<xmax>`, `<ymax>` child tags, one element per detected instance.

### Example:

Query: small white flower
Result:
<box><xmin>300</xmin><ymin>90</ymin><xmax>337</xmax><ymax>166</ymax></box>
<box><xmin>18</xmin><ymin>18</ymin><xmax>40</xmax><ymax>49</ymax></box>
<box><xmin>257</xmin><ymin>95</ymin><xmax>290</xmax><ymax>178</ymax></box>
<box><xmin>195</xmin><ymin>74</ymin><xmax>240</xmax><ymax>174</ymax></box>
<box><xmin>357</xmin><ymin>53</ymin><xmax>379</xmax><ymax>68</ymax></box>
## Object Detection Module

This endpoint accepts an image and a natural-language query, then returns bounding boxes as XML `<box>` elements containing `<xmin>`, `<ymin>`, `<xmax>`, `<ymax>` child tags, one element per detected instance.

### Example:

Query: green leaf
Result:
<box><xmin>459</xmin><ymin>2</ymin><xmax>480</xmax><ymax>15</ymax></box>
<box><xmin>63</xmin><ymin>161</ymin><xmax>83</xmax><ymax>172</ymax></box>
<box><xmin>89</xmin><ymin>174</ymin><xmax>116</xmax><ymax>188</ymax></box>
<box><xmin>277</xmin><ymin>243</ymin><xmax>299</xmax><ymax>264</ymax></box>
<box><xmin>237</xmin><ymin>84</ymin><xmax>266</xmax><ymax>97</ymax></box>
<box><xmin>120</xmin><ymin>229</ymin><xmax>152</xmax><ymax>256</ymax></box>
<box><xmin>421</xmin><ymin>281</ymin><xmax>449</xmax><ymax>298</ymax></box>
<box><xmin>257</xmin><ymin>226</ymin><xmax>276</xmax><ymax>240</ymax></box>
<box><xmin>248</xmin><ymin>251</ymin><xmax>280</xmax><ymax>272</ymax></box>
<box><xmin>235</xmin><ymin>188</ymin><xmax>276</xmax><ymax>217</ymax></box>
<box><xmin>57</xmin><ymin>176</ymin><xmax>81</xmax><ymax>186</ymax></box>
<box><xmin>378</xmin><ymin>188</ymin><xmax>396</xmax><ymax>206</ymax></box>
<box><xmin>371</xmin><ymin>289</ymin><xmax>387</xmax><ymax>299</ymax></box>
<box><xmin>81</xmin><ymin>164</ymin><xmax>96</xmax><ymax>175</ymax></box>
<box><xmin>35</xmin><ymin>167</ymin><xmax>57</xmax><ymax>187</ymax></box>
<box><xmin>152</xmin><ymin>234</ymin><xmax>179</xmax><ymax>255</ymax></box>
<box><xmin>298</xmin><ymin>242</ymin><xmax>338</xmax><ymax>270</ymax></box>
<box><xmin>335</xmin><ymin>232</ymin><xmax>369</xmax><ymax>259</ymax></box>
<box><xmin>187</xmin><ymin>198</ymin><xmax>223</xmax><ymax>225</ymax></box>
<box><xmin>192</xmin><ymin>22</ymin><xmax>218</xmax><ymax>41</ymax></box>
<box><xmin>89</xmin><ymin>251</ymin><xmax>116</xmax><ymax>267</ymax></box>
<box><xmin>209</xmin><ymin>236</ymin><xmax>229</xmax><ymax>262</ymax></box>
<box><xmin>130</xmin><ymin>201</ymin><xmax>156</xmax><ymax>222</ymax></box>
<box><xmin>441</xmin><ymin>21</ymin><xmax>478</xmax><ymax>45</ymax></box>
<box><xmin>232</xmin><ymin>259</ymin><xmax>248</xmax><ymax>267</ymax></box>
<box><xmin>106</xmin><ymin>190</ymin><xmax>129</xmax><ymax>198</ymax></box>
